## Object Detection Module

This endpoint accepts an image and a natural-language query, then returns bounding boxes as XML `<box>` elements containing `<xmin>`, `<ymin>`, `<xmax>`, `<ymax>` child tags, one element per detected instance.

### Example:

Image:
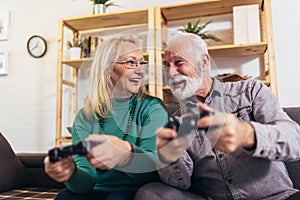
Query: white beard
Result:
<box><xmin>169</xmin><ymin>74</ymin><xmax>203</xmax><ymax>101</ymax></box>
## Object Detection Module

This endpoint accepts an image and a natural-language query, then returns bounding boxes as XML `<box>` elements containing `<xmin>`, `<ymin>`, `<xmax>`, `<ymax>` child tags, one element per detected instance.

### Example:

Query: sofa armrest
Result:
<box><xmin>17</xmin><ymin>153</ymin><xmax>65</xmax><ymax>189</ymax></box>
<box><xmin>17</xmin><ymin>153</ymin><xmax>46</xmax><ymax>168</ymax></box>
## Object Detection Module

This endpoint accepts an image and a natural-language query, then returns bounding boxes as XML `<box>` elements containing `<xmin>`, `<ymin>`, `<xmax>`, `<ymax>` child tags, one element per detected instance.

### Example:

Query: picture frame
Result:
<box><xmin>0</xmin><ymin>52</ymin><xmax>9</xmax><ymax>75</ymax></box>
<box><xmin>0</xmin><ymin>11</ymin><xmax>10</xmax><ymax>41</ymax></box>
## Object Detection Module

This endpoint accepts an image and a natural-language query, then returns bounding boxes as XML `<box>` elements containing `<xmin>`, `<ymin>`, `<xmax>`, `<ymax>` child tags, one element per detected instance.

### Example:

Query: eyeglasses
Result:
<box><xmin>115</xmin><ymin>59</ymin><xmax>148</xmax><ymax>69</ymax></box>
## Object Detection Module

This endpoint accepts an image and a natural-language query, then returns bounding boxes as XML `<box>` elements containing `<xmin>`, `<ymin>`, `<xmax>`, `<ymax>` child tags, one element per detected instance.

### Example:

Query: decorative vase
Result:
<box><xmin>93</xmin><ymin>4</ymin><xmax>106</xmax><ymax>15</ymax></box>
<box><xmin>69</xmin><ymin>47</ymin><xmax>81</xmax><ymax>60</ymax></box>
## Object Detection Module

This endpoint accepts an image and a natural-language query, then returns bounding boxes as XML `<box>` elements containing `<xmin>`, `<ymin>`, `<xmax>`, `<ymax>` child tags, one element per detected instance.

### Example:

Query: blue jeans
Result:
<box><xmin>55</xmin><ymin>188</ymin><xmax>137</xmax><ymax>200</ymax></box>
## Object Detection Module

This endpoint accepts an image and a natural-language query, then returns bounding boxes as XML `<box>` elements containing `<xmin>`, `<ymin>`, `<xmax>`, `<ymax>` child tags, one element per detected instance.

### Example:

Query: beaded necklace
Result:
<box><xmin>98</xmin><ymin>96</ymin><xmax>137</xmax><ymax>141</ymax></box>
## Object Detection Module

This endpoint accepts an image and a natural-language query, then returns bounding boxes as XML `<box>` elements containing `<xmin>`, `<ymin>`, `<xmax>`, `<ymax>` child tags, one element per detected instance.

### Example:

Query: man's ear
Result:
<box><xmin>200</xmin><ymin>54</ymin><xmax>210</xmax><ymax>71</ymax></box>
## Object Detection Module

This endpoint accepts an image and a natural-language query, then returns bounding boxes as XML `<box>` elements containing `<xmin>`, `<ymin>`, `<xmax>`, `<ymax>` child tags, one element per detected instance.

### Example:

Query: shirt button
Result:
<box><xmin>218</xmin><ymin>154</ymin><xmax>224</xmax><ymax>159</ymax></box>
<box><xmin>260</xmin><ymin>150</ymin><xmax>264</xmax><ymax>155</ymax></box>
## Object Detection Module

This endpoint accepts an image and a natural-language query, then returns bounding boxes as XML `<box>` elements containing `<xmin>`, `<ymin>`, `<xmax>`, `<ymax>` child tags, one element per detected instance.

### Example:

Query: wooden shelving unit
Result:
<box><xmin>154</xmin><ymin>0</ymin><xmax>277</xmax><ymax>100</ymax></box>
<box><xmin>56</xmin><ymin>8</ymin><xmax>156</xmax><ymax>146</ymax></box>
<box><xmin>55</xmin><ymin>0</ymin><xmax>277</xmax><ymax>145</ymax></box>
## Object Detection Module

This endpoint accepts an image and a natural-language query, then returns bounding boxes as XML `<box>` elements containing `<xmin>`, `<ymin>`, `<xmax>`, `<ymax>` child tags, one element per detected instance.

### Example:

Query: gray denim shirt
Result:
<box><xmin>158</xmin><ymin>78</ymin><xmax>300</xmax><ymax>200</ymax></box>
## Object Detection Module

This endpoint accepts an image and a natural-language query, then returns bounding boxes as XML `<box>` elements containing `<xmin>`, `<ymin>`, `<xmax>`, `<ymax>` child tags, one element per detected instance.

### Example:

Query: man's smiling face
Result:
<box><xmin>163</xmin><ymin>39</ymin><xmax>203</xmax><ymax>100</ymax></box>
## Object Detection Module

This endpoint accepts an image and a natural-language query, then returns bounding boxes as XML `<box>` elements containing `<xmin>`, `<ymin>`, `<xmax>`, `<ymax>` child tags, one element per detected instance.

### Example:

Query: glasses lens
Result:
<box><xmin>124</xmin><ymin>59</ymin><xmax>148</xmax><ymax>69</ymax></box>
<box><xmin>125</xmin><ymin>60</ymin><xmax>137</xmax><ymax>68</ymax></box>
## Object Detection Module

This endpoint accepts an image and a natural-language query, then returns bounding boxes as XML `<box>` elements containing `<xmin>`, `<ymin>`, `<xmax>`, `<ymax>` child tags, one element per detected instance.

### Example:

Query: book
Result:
<box><xmin>233</xmin><ymin>4</ymin><xmax>261</xmax><ymax>44</ymax></box>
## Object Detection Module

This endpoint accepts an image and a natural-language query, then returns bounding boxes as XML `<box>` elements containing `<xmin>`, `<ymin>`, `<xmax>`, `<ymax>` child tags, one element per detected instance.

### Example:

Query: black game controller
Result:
<box><xmin>48</xmin><ymin>140</ymin><xmax>99</xmax><ymax>163</ymax></box>
<box><xmin>164</xmin><ymin>110</ymin><xmax>212</xmax><ymax>136</ymax></box>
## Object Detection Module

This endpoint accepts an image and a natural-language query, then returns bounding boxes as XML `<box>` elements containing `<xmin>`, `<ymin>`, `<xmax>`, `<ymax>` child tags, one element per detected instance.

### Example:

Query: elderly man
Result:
<box><xmin>135</xmin><ymin>32</ymin><xmax>300</xmax><ymax>200</ymax></box>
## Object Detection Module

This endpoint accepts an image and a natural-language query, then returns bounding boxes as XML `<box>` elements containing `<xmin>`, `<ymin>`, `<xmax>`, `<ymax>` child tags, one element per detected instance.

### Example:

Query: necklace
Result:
<box><xmin>98</xmin><ymin>96</ymin><xmax>137</xmax><ymax>141</ymax></box>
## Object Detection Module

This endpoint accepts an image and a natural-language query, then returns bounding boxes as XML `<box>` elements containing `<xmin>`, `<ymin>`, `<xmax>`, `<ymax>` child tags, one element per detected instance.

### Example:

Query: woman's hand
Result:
<box><xmin>85</xmin><ymin>134</ymin><xmax>133</xmax><ymax>170</ymax></box>
<box><xmin>44</xmin><ymin>156</ymin><xmax>75</xmax><ymax>182</ymax></box>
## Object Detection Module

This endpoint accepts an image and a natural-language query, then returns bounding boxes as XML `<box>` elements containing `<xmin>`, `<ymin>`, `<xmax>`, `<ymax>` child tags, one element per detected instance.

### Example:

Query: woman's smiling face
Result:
<box><xmin>111</xmin><ymin>41</ymin><xmax>146</xmax><ymax>98</ymax></box>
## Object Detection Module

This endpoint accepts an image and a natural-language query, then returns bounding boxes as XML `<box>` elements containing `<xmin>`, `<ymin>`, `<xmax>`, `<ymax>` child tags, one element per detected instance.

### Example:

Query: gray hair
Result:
<box><xmin>167</xmin><ymin>31</ymin><xmax>210</xmax><ymax>71</ymax></box>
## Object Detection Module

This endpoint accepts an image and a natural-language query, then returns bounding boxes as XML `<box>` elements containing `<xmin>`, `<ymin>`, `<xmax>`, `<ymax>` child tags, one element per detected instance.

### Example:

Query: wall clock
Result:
<box><xmin>27</xmin><ymin>35</ymin><xmax>47</xmax><ymax>58</ymax></box>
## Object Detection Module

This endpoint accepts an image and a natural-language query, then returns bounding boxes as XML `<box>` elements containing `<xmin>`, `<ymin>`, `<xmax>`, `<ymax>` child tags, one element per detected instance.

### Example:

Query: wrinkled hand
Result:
<box><xmin>198</xmin><ymin>102</ymin><xmax>255</xmax><ymax>152</ymax></box>
<box><xmin>44</xmin><ymin>156</ymin><xmax>75</xmax><ymax>182</ymax></box>
<box><xmin>85</xmin><ymin>134</ymin><xmax>132</xmax><ymax>170</ymax></box>
<box><xmin>156</xmin><ymin>127</ymin><xmax>188</xmax><ymax>163</ymax></box>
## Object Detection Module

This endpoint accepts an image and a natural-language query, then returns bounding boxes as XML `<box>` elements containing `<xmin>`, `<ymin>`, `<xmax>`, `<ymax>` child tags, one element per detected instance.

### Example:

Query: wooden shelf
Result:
<box><xmin>62</xmin><ymin>58</ymin><xmax>93</xmax><ymax>68</ymax></box>
<box><xmin>160</xmin><ymin>42</ymin><xmax>267</xmax><ymax>58</ymax></box>
<box><xmin>56</xmin><ymin>136</ymin><xmax>72</xmax><ymax>143</ymax></box>
<box><xmin>208</xmin><ymin>42</ymin><xmax>267</xmax><ymax>58</ymax></box>
<box><xmin>63</xmin><ymin>9</ymin><xmax>149</xmax><ymax>31</ymax></box>
<box><xmin>160</xmin><ymin>0</ymin><xmax>263</xmax><ymax>21</ymax></box>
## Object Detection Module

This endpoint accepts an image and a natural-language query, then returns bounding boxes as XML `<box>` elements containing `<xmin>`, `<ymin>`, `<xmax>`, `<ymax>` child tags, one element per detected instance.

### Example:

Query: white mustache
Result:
<box><xmin>169</xmin><ymin>75</ymin><xmax>188</xmax><ymax>85</ymax></box>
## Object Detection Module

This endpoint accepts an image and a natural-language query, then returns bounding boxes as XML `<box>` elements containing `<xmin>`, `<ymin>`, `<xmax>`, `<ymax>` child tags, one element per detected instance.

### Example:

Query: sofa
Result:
<box><xmin>0</xmin><ymin>107</ymin><xmax>299</xmax><ymax>199</ymax></box>
<box><xmin>0</xmin><ymin>132</ymin><xmax>64</xmax><ymax>199</ymax></box>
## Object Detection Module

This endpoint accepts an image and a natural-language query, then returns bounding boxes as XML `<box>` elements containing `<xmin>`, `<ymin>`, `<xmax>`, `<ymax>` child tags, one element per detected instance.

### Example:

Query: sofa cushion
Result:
<box><xmin>0</xmin><ymin>132</ymin><xmax>30</xmax><ymax>192</ymax></box>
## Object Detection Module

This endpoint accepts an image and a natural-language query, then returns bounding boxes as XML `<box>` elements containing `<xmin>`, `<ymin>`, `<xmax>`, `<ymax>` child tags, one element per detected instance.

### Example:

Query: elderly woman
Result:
<box><xmin>44</xmin><ymin>36</ymin><xmax>168</xmax><ymax>200</ymax></box>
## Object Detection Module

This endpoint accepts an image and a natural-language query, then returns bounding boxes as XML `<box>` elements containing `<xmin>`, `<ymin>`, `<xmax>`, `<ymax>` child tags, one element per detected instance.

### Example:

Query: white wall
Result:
<box><xmin>271</xmin><ymin>1</ymin><xmax>300</xmax><ymax>106</ymax></box>
<box><xmin>0</xmin><ymin>0</ymin><xmax>299</xmax><ymax>153</ymax></box>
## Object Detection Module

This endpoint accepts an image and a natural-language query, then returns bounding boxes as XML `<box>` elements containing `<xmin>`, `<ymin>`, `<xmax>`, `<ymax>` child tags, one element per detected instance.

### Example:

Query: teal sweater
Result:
<box><xmin>65</xmin><ymin>94</ymin><xmax>168</xmax><ymax>193</ymax></box>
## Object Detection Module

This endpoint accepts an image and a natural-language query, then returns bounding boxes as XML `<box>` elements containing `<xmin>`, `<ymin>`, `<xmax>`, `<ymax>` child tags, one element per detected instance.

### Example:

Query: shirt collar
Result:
<box><xmin>204</xmin><ymin>78</ymin><xmax>223</xmax><ymax>105</ymax></box>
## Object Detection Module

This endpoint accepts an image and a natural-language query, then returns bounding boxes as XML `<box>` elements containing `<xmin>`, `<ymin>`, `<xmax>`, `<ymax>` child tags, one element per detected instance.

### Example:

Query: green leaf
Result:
<box><xmin>178</xmin><ymin>18</ymin><xmax>222</xmax><ymax>42</ymax></box>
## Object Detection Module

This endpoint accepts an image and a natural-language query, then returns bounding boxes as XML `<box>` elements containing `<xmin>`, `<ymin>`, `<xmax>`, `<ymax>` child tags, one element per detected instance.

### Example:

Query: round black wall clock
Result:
<box><xmin>27</xmin><ymin>35</ymin><xmax>47</xmax><ymax>58</ymax></box>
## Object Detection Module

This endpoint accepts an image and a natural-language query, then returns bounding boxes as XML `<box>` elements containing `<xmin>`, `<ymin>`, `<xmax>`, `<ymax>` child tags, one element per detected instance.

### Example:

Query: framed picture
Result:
<box><xmin>0</xmin><ymin>52</ymin><xmax>9</xmax><ymax>75</ymax></box>
<box><xmin>0</xmin><ymin>11</ymin><xmax>10</xmax><ymax>41</ymax></box>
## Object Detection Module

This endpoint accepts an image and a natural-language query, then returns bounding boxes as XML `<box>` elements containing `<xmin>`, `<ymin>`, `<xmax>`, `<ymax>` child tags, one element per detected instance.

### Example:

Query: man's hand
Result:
<box><xmin>44</xmin><ymin>156</ymin><xmax>75</xmax><ymax>182</ymax></box>
<box><xmin>156</xmin><ymin>127</ymin><xmax>188</xmax><ymax>163</ymax></box>
<box><xmin>85</xmin><ymin>134</ymin><xmax>133</xmax><ymax>170</ymax></box>
<box><xmin>198</xmin><ymin>102</ymin><xmax>255</xmax><ymax>152</ymax></box>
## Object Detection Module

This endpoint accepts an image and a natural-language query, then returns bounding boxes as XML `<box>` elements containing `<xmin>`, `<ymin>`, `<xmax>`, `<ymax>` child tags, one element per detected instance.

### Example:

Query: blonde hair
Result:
<box><xmin>83</xmin><ymin>35</ymin><xmax>147</xmax><ymax>119</ymax></box>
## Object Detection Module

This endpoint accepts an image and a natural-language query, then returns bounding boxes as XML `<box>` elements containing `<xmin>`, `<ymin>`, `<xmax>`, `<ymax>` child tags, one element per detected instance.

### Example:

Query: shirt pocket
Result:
<box><xmin>232</xmin><ymin>105</ymin><xmax>252</xmax><ymax>121</ymax></box>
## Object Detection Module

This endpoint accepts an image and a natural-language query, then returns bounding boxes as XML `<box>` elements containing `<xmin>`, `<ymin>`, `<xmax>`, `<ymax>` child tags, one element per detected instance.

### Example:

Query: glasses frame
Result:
<box><xmin>115</xmin><ymin>59</ymin><xmax>148</xmax><ymax>69</ymax></box>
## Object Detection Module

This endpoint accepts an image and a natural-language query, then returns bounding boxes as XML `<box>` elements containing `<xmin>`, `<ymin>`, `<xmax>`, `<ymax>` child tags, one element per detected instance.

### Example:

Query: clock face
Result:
<box><xmin>27</xmin><ymin>35</ymin><xmax>47</xmax><ymax>58</ymax></box>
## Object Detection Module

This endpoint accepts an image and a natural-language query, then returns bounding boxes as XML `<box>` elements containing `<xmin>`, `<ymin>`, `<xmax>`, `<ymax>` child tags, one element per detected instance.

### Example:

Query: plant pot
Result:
<box><xmin>93</xmin><ymin>4</ymin><xmax>106</xmax><ymax>15</ymax></box>
<box><xmin>69</xmin><ymin>47</ymin><xmax>81</xmax><ymax>60</ymax></box>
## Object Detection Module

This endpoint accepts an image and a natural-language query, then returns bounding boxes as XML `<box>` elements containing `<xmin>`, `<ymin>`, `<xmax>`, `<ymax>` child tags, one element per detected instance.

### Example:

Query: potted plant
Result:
<box><xmin>179</xmin><ymin>18</ymin><xmax>222</xmax><ymax>43</ymax></box>
<box><xmin>67</xmin><ymin>33</ymin><xmax>82</xmax><ymax>60</ymax></box>
<box><xmin>89</xmin><ymin>0</ymin><xmax>119</xmax><ymax>14</ymax></box>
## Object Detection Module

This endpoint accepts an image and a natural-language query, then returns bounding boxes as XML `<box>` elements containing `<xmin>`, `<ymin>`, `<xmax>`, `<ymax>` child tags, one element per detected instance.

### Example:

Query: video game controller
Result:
<box><xmin>164</xmin><ymin>110</ymin><xmax>212</xmax><ymax>136</ymax></box>
<box><xmin>48</xmin><ymin>140</ymin><xmax>99</xmax><ymax>163</ymax></box>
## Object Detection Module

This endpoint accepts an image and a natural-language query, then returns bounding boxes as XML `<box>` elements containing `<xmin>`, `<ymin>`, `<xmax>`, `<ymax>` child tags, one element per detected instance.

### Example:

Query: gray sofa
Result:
<box><xmin>0</xmin><ymin>107</ymin><xmax>299</xmax><ymax>199</ymax></box>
